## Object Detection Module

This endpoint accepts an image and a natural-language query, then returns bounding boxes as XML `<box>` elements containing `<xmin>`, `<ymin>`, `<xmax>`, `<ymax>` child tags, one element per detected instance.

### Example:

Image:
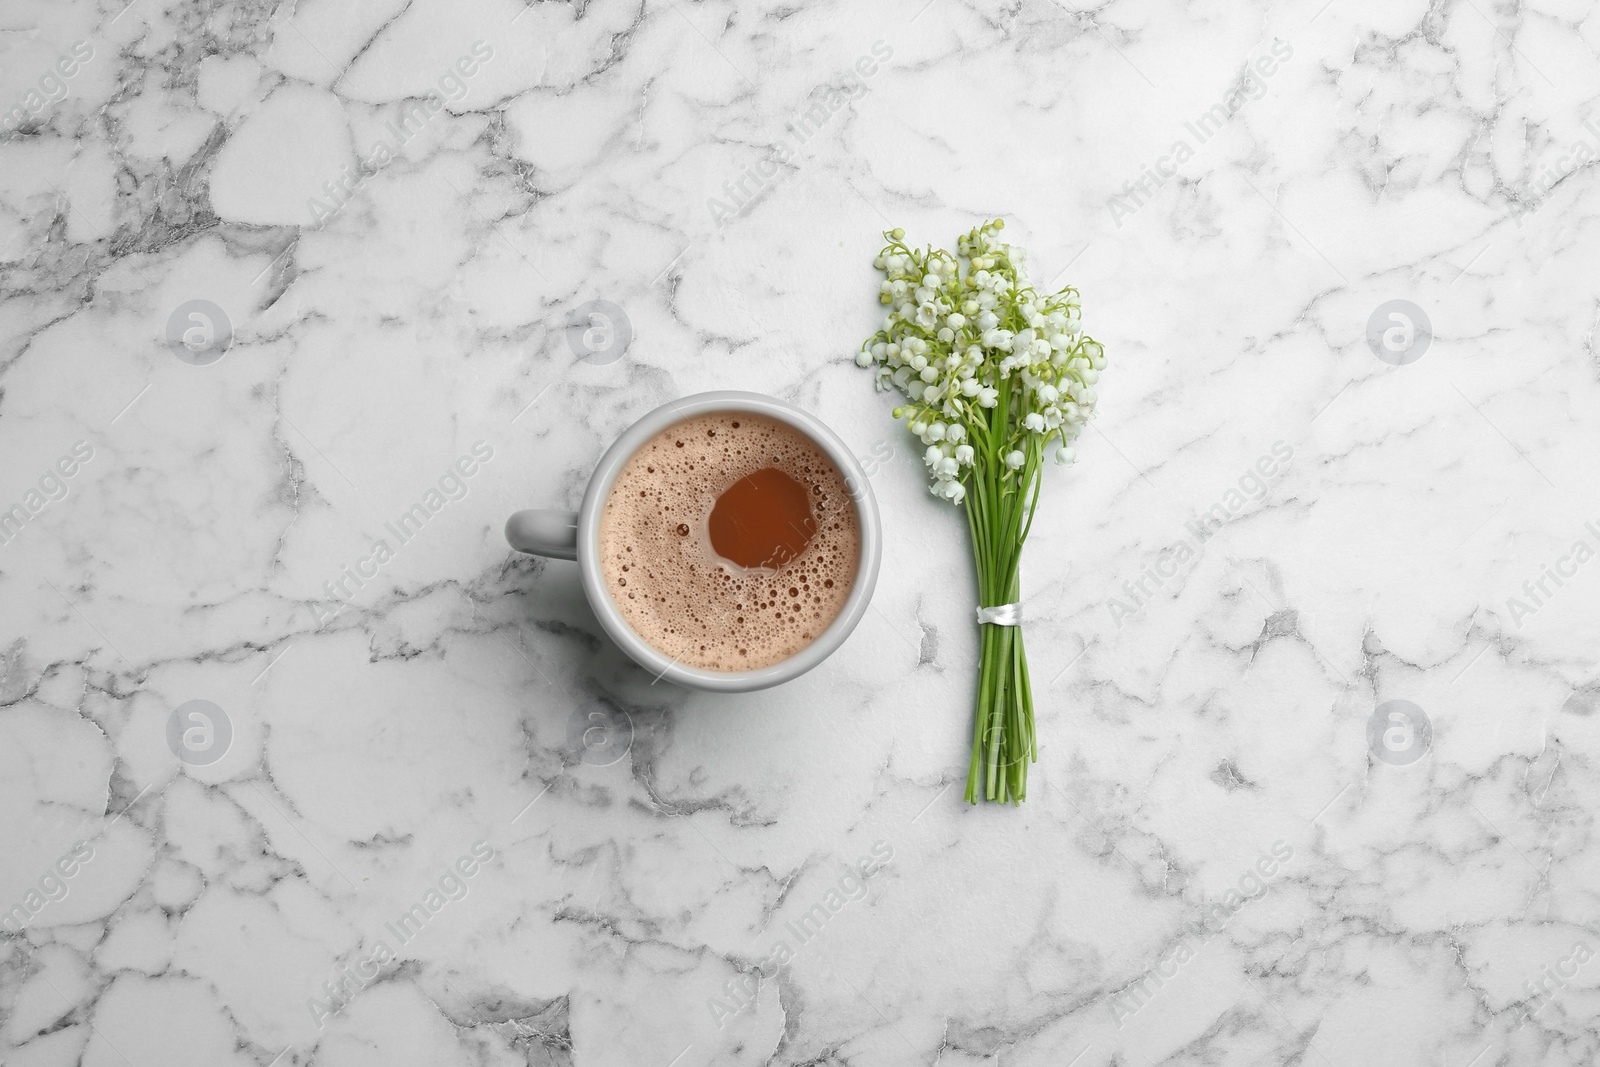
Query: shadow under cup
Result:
<box><xmin>578</xmin><ymin>392</ymin><xmax>882</xmax><ymax>693</ymax></box>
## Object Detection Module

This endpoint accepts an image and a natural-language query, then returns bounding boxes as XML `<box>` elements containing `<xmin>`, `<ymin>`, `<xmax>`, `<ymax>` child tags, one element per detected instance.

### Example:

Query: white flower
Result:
<box><xmin>983</xmin><ymin>329</ymin><xmax>1014</xmax><ymax>351</ymax></box>
<box><xmin>860</xmin><ymin>225</ymin><xmax>1106</xmax><ymax>512</ymax></box>
<box><xmin>1055</xmin><ymin>445</ymin><xmax>1076</xmax><ymax>466</ymax></box>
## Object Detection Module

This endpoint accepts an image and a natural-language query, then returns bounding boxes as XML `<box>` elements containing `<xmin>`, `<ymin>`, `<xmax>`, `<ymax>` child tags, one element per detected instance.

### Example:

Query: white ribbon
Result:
<box><xmin>976</xmin><ymin>602</ymin><xmax>1022</xmax><ymax>626</ymax></box>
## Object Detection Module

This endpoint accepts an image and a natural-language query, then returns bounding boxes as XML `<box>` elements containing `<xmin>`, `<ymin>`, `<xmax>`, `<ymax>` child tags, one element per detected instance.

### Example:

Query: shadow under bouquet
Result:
<box><xmin>855</xmin><ymin>219</ymin><xmax>1106</xmax><ymax>804</ymax></box>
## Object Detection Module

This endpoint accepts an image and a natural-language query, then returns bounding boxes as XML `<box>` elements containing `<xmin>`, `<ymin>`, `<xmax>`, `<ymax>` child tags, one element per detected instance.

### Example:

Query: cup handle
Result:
<box><xmin>505</xmin><ymin>510</ymin><xmax>579</xmax><ymax>560</ymax></box>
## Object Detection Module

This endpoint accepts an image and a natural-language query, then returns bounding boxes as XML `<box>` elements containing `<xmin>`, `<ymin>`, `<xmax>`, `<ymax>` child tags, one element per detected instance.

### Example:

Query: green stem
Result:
<box><xmin>962</xmin><ymin>418</ymin><xmax>1040</xmax><ymax>805</ymax></box>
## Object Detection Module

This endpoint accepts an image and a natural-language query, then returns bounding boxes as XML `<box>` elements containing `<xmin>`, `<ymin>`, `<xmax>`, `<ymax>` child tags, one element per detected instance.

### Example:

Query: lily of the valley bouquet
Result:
<box><xmin>855</xmin><ymin>219</ymin><xmax>1106</xmax><ymax>804</ymax></box>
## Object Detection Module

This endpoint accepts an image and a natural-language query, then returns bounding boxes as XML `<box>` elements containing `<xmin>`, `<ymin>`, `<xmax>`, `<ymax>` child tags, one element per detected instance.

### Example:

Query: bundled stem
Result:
<box><xmin>964</xmin><ymin>410</ymin><xmax>1042</xmax><ymax>803</ymax></box>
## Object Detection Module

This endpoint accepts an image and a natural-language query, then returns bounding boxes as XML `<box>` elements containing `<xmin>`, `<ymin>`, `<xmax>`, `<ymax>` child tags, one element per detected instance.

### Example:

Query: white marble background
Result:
<box><xmin>3</xmin><ymin>0</ymin><xmax>1600</xmax><ymax>1064</ymax></box>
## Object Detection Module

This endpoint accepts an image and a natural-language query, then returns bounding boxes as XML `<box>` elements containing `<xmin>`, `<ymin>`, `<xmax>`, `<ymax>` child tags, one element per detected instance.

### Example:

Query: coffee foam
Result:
<box><xmin>598</xmin><ymin>412</ymin><xmax>861</xmax><ymax>672</ymax></box>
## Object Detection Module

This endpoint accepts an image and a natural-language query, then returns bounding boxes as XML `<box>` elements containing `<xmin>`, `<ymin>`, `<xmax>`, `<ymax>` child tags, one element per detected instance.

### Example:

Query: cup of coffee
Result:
<box><xmin>505</xmin><ymin>391</ymin><xmax>882</xmax><ymax>692</ymax></box>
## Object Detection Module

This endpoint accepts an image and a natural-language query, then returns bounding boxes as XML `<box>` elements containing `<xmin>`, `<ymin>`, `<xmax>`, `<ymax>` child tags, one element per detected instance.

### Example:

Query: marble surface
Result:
<box><xmin>4</xmin><ymin>0</ymin><xmax>1600</xmax><ymax>1064</ymax></box>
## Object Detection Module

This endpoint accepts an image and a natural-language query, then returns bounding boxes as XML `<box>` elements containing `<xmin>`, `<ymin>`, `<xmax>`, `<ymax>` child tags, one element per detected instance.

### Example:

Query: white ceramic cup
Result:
<box><xmin>505</xmin><ymin>391</ymin><xmax>882</xmax><ymax>692</ymax></box>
